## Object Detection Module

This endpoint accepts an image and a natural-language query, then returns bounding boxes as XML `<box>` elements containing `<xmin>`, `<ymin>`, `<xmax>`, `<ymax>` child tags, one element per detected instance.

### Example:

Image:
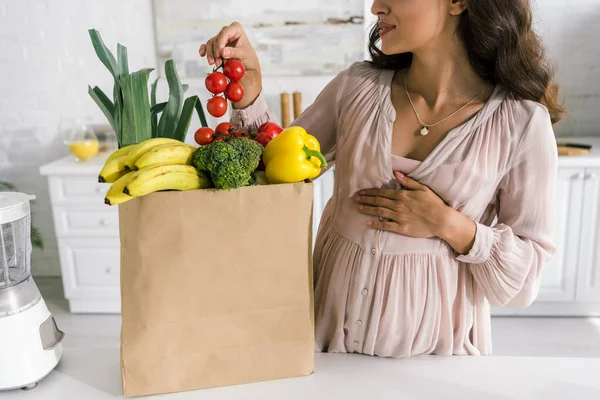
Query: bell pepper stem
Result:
<box><xmin>303</xmin><ymin>145</ymin><xmax>328</xmax><ymax>168</ymax></box>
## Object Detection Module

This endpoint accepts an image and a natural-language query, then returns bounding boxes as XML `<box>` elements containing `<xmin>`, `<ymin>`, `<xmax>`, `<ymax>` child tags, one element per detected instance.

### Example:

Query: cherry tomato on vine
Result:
<box><xmin>215</xmin><ymin>122</ymin><xmax>234</xmax><ymax>135</ymax></box>
<box><xmin>225</xmin><ymin>81</ymin><xmax>245</xmax><ymax>103</ymax></box>
<box><xmin>205</xmin><ymin>72</ymin><xmax>227</xmax><ymax>95</ymax></box>
<box><xmin>223</xmin><ymin>59</ymin><xmax>245</xmax><ymax>82</ymax></box>
<box><xmin>194</xmin><ymin>127</ymin><xmax>214</xmax><ymax>146</ymax></box>
<box><xmin>207</xmin><ymin>96</ymin><xmax>228</xmax><ymax>118</ymax></box>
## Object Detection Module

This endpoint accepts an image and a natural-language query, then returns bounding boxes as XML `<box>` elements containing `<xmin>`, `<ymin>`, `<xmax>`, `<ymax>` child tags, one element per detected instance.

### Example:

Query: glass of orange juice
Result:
<box><xmin>63</xmin><ymin>118</ymin><xmax>99</xmax><ymax>161</ymax></box>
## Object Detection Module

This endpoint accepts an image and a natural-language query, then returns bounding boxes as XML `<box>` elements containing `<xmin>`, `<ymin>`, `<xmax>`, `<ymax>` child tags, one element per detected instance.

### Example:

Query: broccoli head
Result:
<box><xmin>192</xmin><ymin>137</ymin><xmax>264</xmax><ymax>190</ymax></box>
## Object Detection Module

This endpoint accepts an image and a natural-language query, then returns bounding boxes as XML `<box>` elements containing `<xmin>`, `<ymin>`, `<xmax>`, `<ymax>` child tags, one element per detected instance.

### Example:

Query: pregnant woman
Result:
<box><xmin>200</xmin><ymin>0</ymin><xmax>564</xmax><ymax>357</ymax></box>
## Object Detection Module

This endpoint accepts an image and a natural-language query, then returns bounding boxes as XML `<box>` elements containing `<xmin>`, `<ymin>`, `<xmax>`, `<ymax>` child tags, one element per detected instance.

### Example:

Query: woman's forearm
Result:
<box><xmin>436</xmin><ymin>206</ymin><xmax>477</xmax><ymax>255</ymax></box>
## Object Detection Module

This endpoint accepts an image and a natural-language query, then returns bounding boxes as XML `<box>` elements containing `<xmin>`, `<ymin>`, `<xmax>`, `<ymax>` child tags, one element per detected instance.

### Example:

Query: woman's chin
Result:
<box><xmin>380</xmin><ymin>47</ymin><xmax>401</xmax><ymax>56</ymax></box>
<box><xmin>379</xmin><ymin>42</ymin><xmax>407</xmax><ymax>56</ymax></box>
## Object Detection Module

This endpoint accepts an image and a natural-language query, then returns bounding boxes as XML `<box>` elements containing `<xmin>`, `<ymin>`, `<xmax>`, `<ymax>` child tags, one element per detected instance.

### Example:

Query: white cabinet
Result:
<box><xmin>535</xmin><ymin>168</ymin><xmax>584</xmax><ymax>302</ymax></box>
<box><xmin>41</xmin><ymin>155</ymin><xmax>122</xmax><ymax>314</ymax></box>
<box><xmin>312</xmin><ymin>168</ymin><xmax>335</xmax><ymax>248</ymax></box>
<box><xmin>576</xmin><ymin>168</ymin><xmax>600</xmax><ymax>302</ymax></box>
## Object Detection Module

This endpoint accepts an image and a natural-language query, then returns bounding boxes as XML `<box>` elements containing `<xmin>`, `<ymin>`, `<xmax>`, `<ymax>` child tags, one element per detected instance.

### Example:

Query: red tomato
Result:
<box><xmin>223</xmin><ymin>59</ymin><xmax>245</xmax><ymax>82</ymax></box>
<box><xmin>254</xmin><ymin>130</ymin><xmax>279</xmax><ymax>147</ymax></box>
<box><xmin>215</xmin><ymin>122</ymin><xmax>234</xmax><ymax>135</ymax></box>
<box><xmin>225</xmin><ymin>81</ymin><xmax>245</xmax><ymax>103</ymax></box>
<box><xmin>205</xmin><ymin>72</ymin><xmax>227</xmax><ymax>95</ymax></box>
<box><xmin>194</xmin><ymin>127</ymin><xmax>214</xmax><ymax>146</ymax></box>
<box><xmin>258</xmin><ymin>122</ymin><xmax>284</xmax><ymax>137</ymax></box>
<box><xmin>207</xmin><ymin>96</ymin><xmax>228</xmax><ymax>118</ymax></box>
<box><xmin>233</xmin><ymin>130</ymin><xmax>245</xmax><ymax>138</ymax></box>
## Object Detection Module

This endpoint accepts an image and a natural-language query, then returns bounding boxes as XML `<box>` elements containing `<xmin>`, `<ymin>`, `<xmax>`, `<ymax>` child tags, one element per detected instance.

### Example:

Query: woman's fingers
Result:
<box><xmin>358</xmin><ymin>188</ymin><xmax>404</xmax><ymax>200</ymax></box>
<box><xmin>366</xmin><ymin>219</ymin><xmax>400</xmax><ymax>232</ymax></box>
<box><xmin>204</xmin><ymin>22</ymin><xmax>246</xmax><ymax>67</ymax></box>
<box><xmin>394</xmin><ymin>172</ymin><xmax>426</xmax><ymax>190</ymax></box>
<box><xmin>356</xmin><ymin>205</ymin><xmax>397</xmax><ymax>221</ymax></box>
<box><xmin>201</xmin><ymin>38</ymin><xmax>216</xmax><ymax>65</ymax></box>
<box><xmin>354</xmin><ymin>194</ymin><xmax>397</xmax><ymax>211</ymax></box>
<box><xmin>221</xmin><ymin>46</ymin><xmax>246</xmax><ymax>61</ymax></box>
<box><xmin>215</xmin><ymin>22</ymin><xmax>245</xmax><ymax>58</ymax></box>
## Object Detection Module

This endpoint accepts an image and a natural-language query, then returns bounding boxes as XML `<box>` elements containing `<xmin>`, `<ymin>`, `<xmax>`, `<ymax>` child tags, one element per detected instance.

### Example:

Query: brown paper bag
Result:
<box><xmin>118</xmin><ymin>183</ymin><xmax>315</xmax><ymax>398</ymax></box>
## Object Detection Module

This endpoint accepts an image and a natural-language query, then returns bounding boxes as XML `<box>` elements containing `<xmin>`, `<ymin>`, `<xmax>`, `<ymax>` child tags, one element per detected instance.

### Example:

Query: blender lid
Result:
<box><xmin>0</xmin><ymin>192</ymin><xmax>36</xmax><ymax>224</ymax></box>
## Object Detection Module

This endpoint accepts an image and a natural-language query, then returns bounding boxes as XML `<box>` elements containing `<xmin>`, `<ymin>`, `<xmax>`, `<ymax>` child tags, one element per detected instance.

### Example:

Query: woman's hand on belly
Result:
<box><xmin>354</xmin><ymin>171</ymin><xmax>477</xmax><ymax>254</ymax></box>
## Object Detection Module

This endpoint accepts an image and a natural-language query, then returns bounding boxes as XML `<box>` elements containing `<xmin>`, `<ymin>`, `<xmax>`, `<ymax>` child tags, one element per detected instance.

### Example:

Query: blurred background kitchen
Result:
<box><xmin>0</xmin><ymin>0</ymin><xmax>599</xmax><ymax>356</ymax></box>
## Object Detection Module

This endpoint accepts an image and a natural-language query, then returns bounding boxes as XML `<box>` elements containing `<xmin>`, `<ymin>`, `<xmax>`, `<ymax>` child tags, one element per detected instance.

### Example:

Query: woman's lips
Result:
<box><xmin>379</xmin><ymin>23</ymin><xmax>396</xmax><ymax>37</ymax></box>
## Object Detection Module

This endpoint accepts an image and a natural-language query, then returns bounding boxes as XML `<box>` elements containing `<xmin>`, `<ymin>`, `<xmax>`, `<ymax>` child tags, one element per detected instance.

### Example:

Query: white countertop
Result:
<box><xmin>38</xmin><ymin>137</ymin><xmax>600</xmax><ymax>176</ymax></box>
<box><xmin>3</xmin><ymin>347</ymin><xmax>600</xmax><ymax>400</ymax></box>
<box><xmin>39</xmin><ymin>152</ymin><xmax>110</xmax><ymax>176</ymax></box>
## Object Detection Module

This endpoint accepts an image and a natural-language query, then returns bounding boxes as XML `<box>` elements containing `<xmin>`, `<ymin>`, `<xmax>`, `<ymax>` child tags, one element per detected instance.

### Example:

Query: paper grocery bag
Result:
<box><xmin>118</xmin><ymin>183</ymin><xmax>315</xmax><ymax>398</ymax></box>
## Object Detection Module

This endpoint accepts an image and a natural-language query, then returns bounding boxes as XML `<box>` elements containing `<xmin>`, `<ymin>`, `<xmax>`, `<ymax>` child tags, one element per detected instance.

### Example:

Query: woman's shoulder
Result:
<box><xmin>337</xmin><ymin>61</ymin><xmax>389</xmax><ymax>87</ymax></box>
<box><xmin>494</xmin><ymin>90</ymin><xmax>556</xmax><ymax>165</ymax></box>
<box><xmin>504</xmin><ymin>92</ymin><xmax>552</xmax><ymax>128</ymax></box>
<box><xmin>329</xmin><ymin>61</ymin><xmax>391</xmax><ymax>106</ymax></box>
<box><xmin>493</xmin><ymin>89</ymin><xmax>554</xmax><ymax>143</ymax></box>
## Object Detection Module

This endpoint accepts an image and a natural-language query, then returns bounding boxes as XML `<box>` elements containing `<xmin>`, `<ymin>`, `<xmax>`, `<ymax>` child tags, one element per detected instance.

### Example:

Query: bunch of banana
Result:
<box><xmin>98</xmin><ymin>138</ymin><xmax>195</xmax><ymax>183</ymax></box>
<box><xmin>104</xmin><ymin>165</ymin><xmax>212</xmax><ymax>206</ymax></box>
<box><xmin>99</xmin><ymin>138</ymin><xmax>212</xmax><ymax>206</ymax></box>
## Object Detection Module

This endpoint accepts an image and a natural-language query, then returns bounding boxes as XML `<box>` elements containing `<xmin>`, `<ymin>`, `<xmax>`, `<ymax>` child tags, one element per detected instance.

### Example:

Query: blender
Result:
<box><xmin>0</xmin><ymin>192</ymin><xmax>64</xmax><ymax>390</ymax></box>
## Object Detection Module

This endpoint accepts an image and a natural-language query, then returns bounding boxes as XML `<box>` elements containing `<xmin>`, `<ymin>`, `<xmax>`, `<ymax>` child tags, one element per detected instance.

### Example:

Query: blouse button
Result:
<box><xmin>371</xmin><ymin>248</ymin><xmax>376</xmax><ymax>256</ymax></box>
<box><xmin>353</xmin><ymin>340</ymin><xmax>360</xmax><ymax>346</ymax></box>
<box><xmin>361</xmin><ymin>288</ymin><xmax>368</xmax><ymax>295</ymax></box>
<box><xmin>356</xmin><ymin>320</ymin><xmax>363</xmax><ymax>326</ymax></box>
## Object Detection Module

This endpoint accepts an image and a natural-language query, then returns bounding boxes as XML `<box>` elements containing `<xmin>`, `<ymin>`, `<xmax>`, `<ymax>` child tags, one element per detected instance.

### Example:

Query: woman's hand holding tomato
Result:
<box><xmin>199</xmin><ymin>22</ymin><xmax>262</xmax><ymax>110</ymax></box>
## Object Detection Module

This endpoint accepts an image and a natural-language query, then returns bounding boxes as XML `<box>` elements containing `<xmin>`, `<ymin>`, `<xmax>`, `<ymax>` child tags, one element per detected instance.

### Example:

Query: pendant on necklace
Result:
<box><xmin>420</xmin><ymin>126</ymin><xmax>429</xmax><ymax>136</ymax></box>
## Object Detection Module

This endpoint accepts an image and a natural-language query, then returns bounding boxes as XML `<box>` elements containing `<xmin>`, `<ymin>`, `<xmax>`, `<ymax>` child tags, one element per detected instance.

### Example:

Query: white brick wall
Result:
<box><xmin>533</xmin><ymin>0</ymin><xmax>600</xmax><ymax>136</ymax></box>
<box><xmin>0</xmin><ymin>0</ymin><xmax>157</xmax><ymax>276</ymax></box>
<box><xmin>0</xmin><ymin>0</ymin><xmax>598</xmax><ymax>276</ymax></box>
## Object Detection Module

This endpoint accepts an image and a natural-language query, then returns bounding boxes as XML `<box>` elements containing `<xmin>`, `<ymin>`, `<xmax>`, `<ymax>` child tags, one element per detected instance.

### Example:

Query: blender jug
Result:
<box><xmin>0</xmin><ymin>203</ymin><xmax>32</xmax><ymax>289</ymax></box>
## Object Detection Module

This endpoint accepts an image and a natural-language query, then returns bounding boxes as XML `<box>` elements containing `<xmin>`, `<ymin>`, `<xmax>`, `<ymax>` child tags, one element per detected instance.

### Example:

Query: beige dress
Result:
<box><xmin>232</xmin><ymin>62</ymin><xmax>557</xmax><ymax>357</ymax></box>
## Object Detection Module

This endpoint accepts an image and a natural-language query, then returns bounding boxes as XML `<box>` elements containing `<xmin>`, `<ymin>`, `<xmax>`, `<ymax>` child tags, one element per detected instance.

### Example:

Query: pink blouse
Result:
<box><xmin>392</xmin><ymin>155</ymin><xmax>421</xmax><ymax>175</ymax></box>
<box><xmin>232</xmin><ymin>62</ymin><xmax>557</xmax><ymax>357</ymax></box>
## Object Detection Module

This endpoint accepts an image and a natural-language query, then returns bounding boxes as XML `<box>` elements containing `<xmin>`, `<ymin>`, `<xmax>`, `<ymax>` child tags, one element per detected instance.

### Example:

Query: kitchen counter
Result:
<box><xmin>4</xmin><ymin>346</ymin><xmax>600</xmax><ymax>400</ymax></box>
<box><xmin>555</xmin><ymin>137</ymin><xmax>600</xmax><ymax>167</ymax></box>
<box><xmin>39</xmin><ymin>152</ymin><xmax>110</xmax><ymax>176</ymax></box>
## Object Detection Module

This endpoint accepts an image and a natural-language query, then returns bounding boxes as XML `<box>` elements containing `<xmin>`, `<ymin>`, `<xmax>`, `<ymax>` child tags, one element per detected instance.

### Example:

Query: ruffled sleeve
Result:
<box><xmin>230</xmin><ymin>91</ymin><xmax>275</xmax><ymax>136</ymax></box>
<box><xmin>230</xmin><ymin>66</ymin><xmax>352</xmax><ymax>164</ymax></box>
<box><xmin>456</xmin><ymin>105</ymin><xmax>558</xmax><ymax>307</ymax></box>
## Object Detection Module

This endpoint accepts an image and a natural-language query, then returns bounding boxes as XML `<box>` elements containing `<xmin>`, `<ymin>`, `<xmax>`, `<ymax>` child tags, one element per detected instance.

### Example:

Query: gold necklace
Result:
<box><xmin>404</xmin><ymin>71</ymin><xmax>487</xmax><ymax>136</ymax></box>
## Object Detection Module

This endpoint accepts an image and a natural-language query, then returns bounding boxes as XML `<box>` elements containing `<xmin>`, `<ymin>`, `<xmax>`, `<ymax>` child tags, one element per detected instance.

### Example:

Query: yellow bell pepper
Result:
<box><xmin>263</xmin><ymin>126</ymin><xmax>328</xmax><ymax>184</ymax></box>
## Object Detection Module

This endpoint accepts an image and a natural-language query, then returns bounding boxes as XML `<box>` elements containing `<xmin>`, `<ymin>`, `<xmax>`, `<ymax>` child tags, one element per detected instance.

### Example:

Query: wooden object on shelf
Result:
<box><xmin>280</xmin><ymin>92</ymin><xmax>291</xmax><ymax>128</ymax></box>
<box><xmin>293</xmin><ymin>92</ymin><xmax>302</xmax><ymax>120</ymax></box>
<box><xmin>557</xmin><ymin>142</ymin><xmax>592</xmax><ymax>156</ymax></box>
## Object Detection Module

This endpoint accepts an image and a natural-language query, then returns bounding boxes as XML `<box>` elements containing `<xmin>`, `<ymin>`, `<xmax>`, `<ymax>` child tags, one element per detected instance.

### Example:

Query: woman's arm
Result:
<box><xmin>450</xmin><ymin>106</ymin><xmax>558</xmax><ymax>307</ymax></box>
<box><xmin>230</xmin><ymin>68</ymin><xmax>351</xmax><ymax>164</ymax></box>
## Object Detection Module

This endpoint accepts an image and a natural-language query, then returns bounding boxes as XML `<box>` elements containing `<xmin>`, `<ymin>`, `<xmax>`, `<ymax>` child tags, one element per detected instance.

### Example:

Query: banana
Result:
<box><xmin>124</xmin><ymin>171</ymin><xmax>210</xmax><ymax>197</ymax></box>
<box><xmin>134</xmin><ymin>143</ymin><xmax>196</xmax><ymax>170</ymax></box>
<box><xmin>104</xmin><ymin>171</ymin><xmax>139</xmax><ymax>206</ymax></box>
<box><xmin>127</xmin><ymin>164</ymin><xmax>199</xmax><ymax>188</ymax></box>
<box><xmin>105</xmin><ymin>144</ymin><xmax>136</xmax><ymax>164</ymax></box>
<box><xmin>125</xmin><ymin>138</ymin><xmax>182</xmax><ymax>170</ymax></box>
<box><xmin>98</xmin><ymin>154</ymin><xmax>130</xmax><ymax>183</ymax></box>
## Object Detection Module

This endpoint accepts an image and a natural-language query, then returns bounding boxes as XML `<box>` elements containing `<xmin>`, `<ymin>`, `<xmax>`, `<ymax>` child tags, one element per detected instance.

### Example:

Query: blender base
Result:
<box><xmin>0</xmin><ymin>296</ymin><xmax>64</xmax><ymax>391</ymax></box>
